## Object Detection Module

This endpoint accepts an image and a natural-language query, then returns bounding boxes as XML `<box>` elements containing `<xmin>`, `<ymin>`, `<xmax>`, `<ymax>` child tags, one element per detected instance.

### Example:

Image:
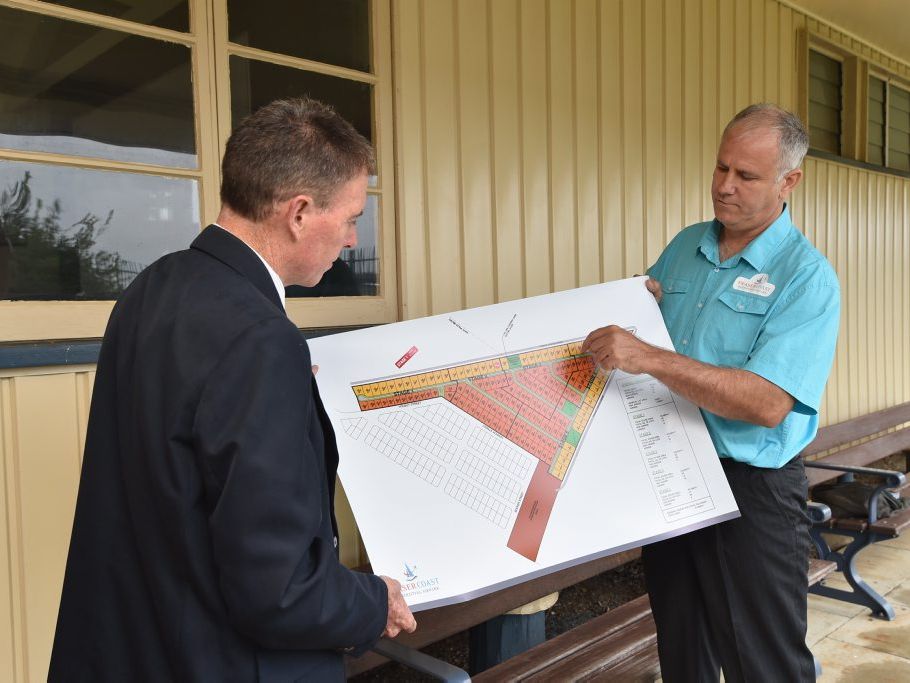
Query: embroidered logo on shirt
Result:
<box><xmin>732</xmin><ymin>273</ymin><xmax>775</xmax><ymax>297</ymax></box>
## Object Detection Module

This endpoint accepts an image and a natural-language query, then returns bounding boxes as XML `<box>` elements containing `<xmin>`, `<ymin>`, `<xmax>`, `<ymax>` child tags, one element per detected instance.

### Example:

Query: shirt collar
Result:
<box><xmin>213</xmin><ymin>223</ymin><xmax>286</xmax><ymax>311</ymax></box>
<box><xmin>697</xmin><ymin>204</ymin><xmax>793</xmax><ymax>270</ymax></box>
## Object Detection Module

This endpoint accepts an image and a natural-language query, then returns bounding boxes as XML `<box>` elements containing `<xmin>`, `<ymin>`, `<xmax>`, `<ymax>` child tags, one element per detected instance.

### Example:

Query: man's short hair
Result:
<box><xmin>220</xmin><ymin>98</ymin><xmax>376</xmax><ymax>222</ymax></box>
<box><xmin>724</xmin><ymin>103</ymin><xmax>809</xmax><ymax>178</ymax></box>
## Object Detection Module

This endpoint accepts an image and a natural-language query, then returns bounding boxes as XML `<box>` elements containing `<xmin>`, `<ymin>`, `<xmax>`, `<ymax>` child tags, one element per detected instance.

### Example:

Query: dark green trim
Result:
<box><xmin>807</xmin><ymin>149</ymin><xmax>910</xmax><ymax>180</ymax></box>
<box><xmin>0</xmin><ymin>325</ymin><xmax>376</xmax><ymax>369</ymax></box>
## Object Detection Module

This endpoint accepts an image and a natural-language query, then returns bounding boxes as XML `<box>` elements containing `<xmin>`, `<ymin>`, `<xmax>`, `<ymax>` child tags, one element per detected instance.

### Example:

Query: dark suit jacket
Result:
<box><xmin>49</xmin><ymin>226</ymin><xmax>387</xmax><ymax>682</ymax></box>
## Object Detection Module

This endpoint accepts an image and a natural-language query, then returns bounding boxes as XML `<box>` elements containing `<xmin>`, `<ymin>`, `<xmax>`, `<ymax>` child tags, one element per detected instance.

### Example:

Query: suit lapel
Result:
<box><xmin>190</xmin><ymin>225</ymin><xmax>284</xmax><ymax>312</ymax></box>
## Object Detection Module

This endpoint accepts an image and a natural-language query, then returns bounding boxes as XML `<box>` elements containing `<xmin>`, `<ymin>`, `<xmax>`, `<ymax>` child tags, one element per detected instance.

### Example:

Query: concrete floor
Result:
<box><xmin>808</xmin><ymin>532</ymin><xmax>910</xmax><ymax>682</ymax></box>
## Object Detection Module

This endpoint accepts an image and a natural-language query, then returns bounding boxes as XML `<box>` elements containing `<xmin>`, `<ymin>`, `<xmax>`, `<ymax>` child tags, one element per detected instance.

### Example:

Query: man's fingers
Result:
<box><xmin>311</xmin><ymin>364</ymin><xmax>319</xmax><ymax>375</ymax></box>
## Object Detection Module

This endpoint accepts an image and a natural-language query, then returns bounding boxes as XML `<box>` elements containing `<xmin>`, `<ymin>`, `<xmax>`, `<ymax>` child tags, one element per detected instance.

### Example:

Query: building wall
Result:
<box><xmin>392</xmin><ymin>0</ymin><xmax>910</xmax><ymax>425</ymax></box>
<box><xmin>1</xmin><ymin>0</ymin><xmax>909</xmax><ymax>680</ymax></box>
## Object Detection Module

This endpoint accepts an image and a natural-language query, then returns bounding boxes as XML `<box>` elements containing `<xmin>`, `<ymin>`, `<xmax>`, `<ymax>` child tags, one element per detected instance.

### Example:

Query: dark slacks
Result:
<box><xmin>643</xmin><ymin>456</ymin><xmax>815</xmax><ymax>683</ymax></box>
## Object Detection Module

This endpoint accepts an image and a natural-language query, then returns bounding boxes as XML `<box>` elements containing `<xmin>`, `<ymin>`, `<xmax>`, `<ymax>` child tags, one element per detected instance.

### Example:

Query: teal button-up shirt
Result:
<box><xmin>646</xmin><ymin>205</ymin><xmax>840</xmax><ymax>468</ymax></box>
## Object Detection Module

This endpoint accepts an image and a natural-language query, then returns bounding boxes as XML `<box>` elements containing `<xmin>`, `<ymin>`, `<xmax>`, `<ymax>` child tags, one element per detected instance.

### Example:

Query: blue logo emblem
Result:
<box><xmin>403</xmin><ymin>562</ymin><xmax>418</xmax><ymax>581</ymax></box>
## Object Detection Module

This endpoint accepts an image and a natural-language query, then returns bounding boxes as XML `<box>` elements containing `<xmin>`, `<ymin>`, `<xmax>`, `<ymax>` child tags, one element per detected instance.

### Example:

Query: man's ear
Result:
<box><xmin>284</xmin><ymin>194</ymin><xmax>315</xmax><ymax>241</ymax></box>
<box><xmin>779</xmin><ymin>168</ymin><xmax>803</xmax><ymax>200</ymax></box>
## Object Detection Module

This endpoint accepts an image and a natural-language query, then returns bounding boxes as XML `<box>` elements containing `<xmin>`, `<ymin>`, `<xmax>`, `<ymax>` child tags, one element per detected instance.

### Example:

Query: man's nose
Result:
<box><xmin>344</xmin><ymin>226</ymin><xmax>358</xmax><ymax>249</ymax></box>
<box><xmin>716</xmin><ymin>170</ymin><xmax>736</xmax><ymax>195</ymax></box>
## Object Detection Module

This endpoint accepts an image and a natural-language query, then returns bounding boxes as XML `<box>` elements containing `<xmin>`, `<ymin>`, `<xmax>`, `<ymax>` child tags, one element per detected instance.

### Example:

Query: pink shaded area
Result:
<box><xmin>507</xmin><ymin>460</ymin><xmax>561</xmax><ymax>561</ymax></box>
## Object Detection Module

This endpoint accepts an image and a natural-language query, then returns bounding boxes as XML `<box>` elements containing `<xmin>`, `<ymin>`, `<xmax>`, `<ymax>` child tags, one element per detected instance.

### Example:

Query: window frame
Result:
<box><xmin>868</xmin><ymin>68</ymin><xmax>910</xmax><ymax>172</ymax></box>
<box><xmin>800</xmin><ymin>27</ymin><xmax>910</xmax><ymax>179</ymax></box>
<box><xmin>0</xmin><ymin>0</ymin><xmax>397</xmax><ymax>343</ymax></box>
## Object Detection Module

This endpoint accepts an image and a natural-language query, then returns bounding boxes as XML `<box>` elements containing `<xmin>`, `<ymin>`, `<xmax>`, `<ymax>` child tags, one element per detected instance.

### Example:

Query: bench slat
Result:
<box><xmin>801</xmin><ymin>402</ymin><xmax>910</xmax><ymax>456</ymax></box>
<box><xmin>808</xmin><ymin>558</ymin><xmax>837</xmax><ymax>585</ymax></box>
<box><xmin>524</xmin><ymin>617</ymin><xmax>657</xmax><ymax>682</ymax></box>
<box><xmin>473</xmin><ymin>594</ymin><xmax>654</xmax><ymax>682</ymax></box>
<box><xmin>869</xmin><ymin>508</ymin><xmax>910</xmax><ymax>537</ymax></box>
<box><xmin>588</xmin><ymin>641</ymin><xmax>660</xmax><ymax>682</ymax></box>
<box><xmin>806</xmin><ymin>429</ymin><xmax>910</xmax><ymax>486</ymax></box>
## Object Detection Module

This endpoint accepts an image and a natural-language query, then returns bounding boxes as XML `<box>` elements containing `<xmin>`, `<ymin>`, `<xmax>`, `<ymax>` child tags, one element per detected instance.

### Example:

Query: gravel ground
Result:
<box><xmin>351</xmin><ymin>558</ymin><xmax>646</xmax><ymax>681</ymax></box>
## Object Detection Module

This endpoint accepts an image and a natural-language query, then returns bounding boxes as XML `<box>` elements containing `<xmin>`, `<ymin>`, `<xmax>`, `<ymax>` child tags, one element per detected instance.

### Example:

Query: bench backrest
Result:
<box><xmin>802</xmin><ymin>401</ymin><xmax>910</xmax><ymax>458</ymax></box>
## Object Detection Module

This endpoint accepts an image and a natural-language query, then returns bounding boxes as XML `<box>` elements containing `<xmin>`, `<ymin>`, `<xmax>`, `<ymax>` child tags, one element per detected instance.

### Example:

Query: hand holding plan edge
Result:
<box><xmin>380</xmin><ymin>576</ymin><xmax>418</xmax><ymax>637</ymax></box>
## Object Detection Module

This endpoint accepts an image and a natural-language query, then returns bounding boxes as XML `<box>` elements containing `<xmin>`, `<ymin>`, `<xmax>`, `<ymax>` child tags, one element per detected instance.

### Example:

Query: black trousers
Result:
<box><xmin>643</xmin><ymin>457</ymin><xmax>815</xmax><ymax>683</ymax></box>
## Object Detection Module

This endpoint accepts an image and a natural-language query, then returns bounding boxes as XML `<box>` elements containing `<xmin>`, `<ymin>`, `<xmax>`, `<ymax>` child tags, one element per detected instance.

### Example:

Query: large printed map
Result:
<box><xmin>309</xmin><ymin>277</ymin><xmax>739</xmax><ymax>610</ymax></box>
<box><xmin>347</xmin><ymin>341</ymin><xmax>608</xmax><ymax>561</ymax></box>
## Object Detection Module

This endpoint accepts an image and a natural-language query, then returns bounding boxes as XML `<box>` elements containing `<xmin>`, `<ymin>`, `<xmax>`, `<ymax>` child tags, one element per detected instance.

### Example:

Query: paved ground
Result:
<box><xmin>807</xmin><ymin>533</ymin><xmax>910</xmax><ymax>681</ymax></box>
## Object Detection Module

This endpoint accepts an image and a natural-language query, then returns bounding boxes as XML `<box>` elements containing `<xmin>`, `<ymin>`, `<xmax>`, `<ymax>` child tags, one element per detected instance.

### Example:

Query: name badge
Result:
<box><xmin>732</xmin><ymin>273</ymin><xmax>775</xmax><ymax>297</ymax></box>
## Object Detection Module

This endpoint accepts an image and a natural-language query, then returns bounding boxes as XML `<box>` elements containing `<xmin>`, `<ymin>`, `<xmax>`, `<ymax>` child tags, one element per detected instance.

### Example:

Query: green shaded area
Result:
<box><xmin>565</xmin><ymin>428</ymin><xmax>581</xmax><ymax>446</ymax></box>
<box><xmin>561</xmin><ymin>400</ymin><xmax>578</xmax><ymax>417</ymax></box>
<box><xmin>507</xmin><ymin>354</ymin><xmax>522</xmax><ymax>369</ymax></box>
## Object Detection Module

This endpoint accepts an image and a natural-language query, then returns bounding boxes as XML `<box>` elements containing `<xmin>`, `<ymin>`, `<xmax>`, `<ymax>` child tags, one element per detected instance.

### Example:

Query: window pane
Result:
<box><xmin>889</xmin><ymin>85</ymin><xmax>910</xmax><ymax>171</ymax></box>
<box><xmin>868</xmin><ymin>76</ymin><xmax>886</xmax><ymax>166</ymax></box>
<box><xmin>808</xmin><ymin>50</ymin><xmax>841</xmax><ymax>155</ymax></box>
<box><xmin>229</xmin><ymin>56</ymin><xmax>373</xmax><ymax>145</ymax></box>
<box><xmin>46</xmin><ymin>0</ymin><xmax>189</xmax><ymax>32</ymax></box>
<box><xmin>227</xmin><ymin>0</ymin><xmax>370</xmax><ymax>73</ymax></box>
<box><xmin>287</xmin><ymin>194</ymin><xmax>379</xmax><ymax>298</ymax></box>
<box><xmin>0</xmin><ymin>160</ymin><xmax>199</xmax><ymax>300</ymax></box>
<box><xmin>0</xmin><ymin>6</ymin><xmax>196</xmax><ymax>168</ymax></box>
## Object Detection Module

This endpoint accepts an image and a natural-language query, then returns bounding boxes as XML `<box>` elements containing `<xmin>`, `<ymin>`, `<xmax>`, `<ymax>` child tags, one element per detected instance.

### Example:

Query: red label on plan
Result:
<box><xmin>395</xmin><ymin>346</ymin><xmax>419</xmax><ymax>368</ymax></box>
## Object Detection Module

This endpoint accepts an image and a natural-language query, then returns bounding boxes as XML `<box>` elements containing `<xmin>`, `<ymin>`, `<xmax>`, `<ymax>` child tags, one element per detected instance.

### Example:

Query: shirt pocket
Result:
<box><xmin>707</xmin><ymin>291</ymin><xmax>772</xmax><ymax>366</ymax></box>
<box><xmin>658</xmin><ymin>276</ymin><xmax>692</xmax><ymax>334</ymax></box>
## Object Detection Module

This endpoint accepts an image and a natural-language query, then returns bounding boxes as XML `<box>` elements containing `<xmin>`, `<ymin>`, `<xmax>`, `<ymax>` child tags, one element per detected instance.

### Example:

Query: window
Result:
<box><xmin>0</xmin><ymin>0</ymin><xmax>396</xmax><ymax>342</ymax></box>
<box><xmin>803</xmin><ymin>32</ymin><xmax>910</xmax><ymax>176</ymax></box>
<box><xmin>868</xmin><ymin>76</ymin><xmax>910</xmax><ymax>172</ymax></box>
<box><xmin>888</xmin><ymin>83</ymin><xmax>910</xmax><ymax>172</ymax></box>
<box><xmin>868</xmin><ymin>76</ymin><xmax>886</xmax><ymax>165</ymax></box>
<box><xmin>808</xmin><ymin>50</ymin><xmax>842</xmax><ymax>155</ymax></box>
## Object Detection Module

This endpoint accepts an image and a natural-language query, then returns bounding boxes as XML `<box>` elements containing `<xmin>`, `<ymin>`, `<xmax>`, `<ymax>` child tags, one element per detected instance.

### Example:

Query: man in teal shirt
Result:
<box><xmin>584</xmin><ymin>104</ymin><xmax>839</xmax><ymax>682</ymax></box>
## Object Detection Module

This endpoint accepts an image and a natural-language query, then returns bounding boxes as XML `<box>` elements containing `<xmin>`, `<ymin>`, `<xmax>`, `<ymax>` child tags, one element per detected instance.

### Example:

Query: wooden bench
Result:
<box><xmin>473</xmin><ymin>558</ymin><xmax>837</xmax><ymax>682</ymax></box>
<box><xmin>803</xmin><ymin>401</ymin><xmax>910</xmax><ymax>620</ymax></box>
<box><xmin>349</xmin><ymin>507</ymin><xmax>835</xmax><ymax>681</ymax></box>
<box><xmin>346</xmin><ymin>548</ymin><xmax>642</xmax><ymax>679</ymax></box>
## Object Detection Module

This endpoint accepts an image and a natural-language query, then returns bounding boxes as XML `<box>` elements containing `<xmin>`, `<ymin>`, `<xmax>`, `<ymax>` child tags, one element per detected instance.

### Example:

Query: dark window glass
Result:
<box><xmin>0</xmin><ymin>6</ymin><xmax>196</xmax><ymax>168</ymax></box>
<box><xmin>227</xmin><ymin>0</ymin><xmax>370</xmax><ymax>73</ymax></box>
<box><xmin>808</xmin><ymin>50</ymin><xmax>842</xmax><ymax>155</ymax></box>
<box><xmin>888</xmin><ymin>85</ymin><xmax>910</xmax><ymax>172</ymax></box>
<box><xmin>286</xmin><ymin>194</ymin><xmax>380</xmax><ymax>298</ymax></box>
<box><xmin>46</xmin><ymin>0</ymin><xmax>189</xmax><ymax>32</ymax></box>
<box><xmin>867</xmin><ymin>76</ymin><xmax>886</xmax><ymax>166</ymax></box>
<box><xmin>0</xmin><ymin>160</ymin><xmax>199</xmax><ymax>300</ymax></box>
<box><xmin>229</xmin><ymin>56</ymin><xmax>373</xmax><ymax>144</ymax></box>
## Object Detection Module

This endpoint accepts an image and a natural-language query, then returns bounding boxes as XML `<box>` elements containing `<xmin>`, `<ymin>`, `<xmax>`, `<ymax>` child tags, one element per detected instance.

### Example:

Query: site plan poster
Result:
<box><xmin>309</xmin><ymin>277</ymin><xmax>739</xmax><ymax>610</ymax></box>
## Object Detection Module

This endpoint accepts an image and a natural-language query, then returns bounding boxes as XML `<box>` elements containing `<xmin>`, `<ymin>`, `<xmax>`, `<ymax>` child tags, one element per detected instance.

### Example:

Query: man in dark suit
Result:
<box><xmin>49</xmin><ymin>98</ymin><xmax>415</xmax><ymax>682</ymax></box>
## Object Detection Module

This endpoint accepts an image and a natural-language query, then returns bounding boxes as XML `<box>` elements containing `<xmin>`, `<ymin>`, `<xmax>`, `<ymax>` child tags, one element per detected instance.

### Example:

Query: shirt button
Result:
<box><xmin>682</xmin><ymin>339</ymin><xmax>688</xmax><ymax>345</ymax></box>
<box><xmin>713</xmin><ymin>267</ymin><xmax>720</xmax><ymax>273</ymax></box>
<box><xmin>737</xmin><ymin>304</ymin><xmax>744</xmax><ymax>310</ymax></box>
<box><xmin>333</xmin><ymin>536</ymin><xmax>338</xmax><ymax>548</ymax></box>
<box><xmin>697</xmin><ymin>302</ymin><xmax>703</xmax><ymax>308</ymax></box>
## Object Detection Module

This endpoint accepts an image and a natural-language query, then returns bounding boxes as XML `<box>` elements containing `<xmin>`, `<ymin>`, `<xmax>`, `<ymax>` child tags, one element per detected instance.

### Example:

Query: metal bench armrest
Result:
<box><xmin>805</xmin><ymin>461</ymin><xmax>907</xmax><ymax>488</ymax></box>
<box><xmin>807</xmin><ymin>500</ymin><xmax>832</xmax><ymax>524</ymax></box>
<box><xmin>371</xmin><ymin>639</ymin><xmax>471</xmax><ymax>682</ymax></box>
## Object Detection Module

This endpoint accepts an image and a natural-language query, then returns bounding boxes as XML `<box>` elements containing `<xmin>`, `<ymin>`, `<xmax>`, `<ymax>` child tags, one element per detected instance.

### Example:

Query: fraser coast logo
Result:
<box><xmin>732</xmin><ymin>273</ymin><xmax>775</xmax><ymax>297</ymax></box>
<box><xmin>400</xmin><ymin>561</ymin><xmax>441</xmax><ymax>597</ymax></box>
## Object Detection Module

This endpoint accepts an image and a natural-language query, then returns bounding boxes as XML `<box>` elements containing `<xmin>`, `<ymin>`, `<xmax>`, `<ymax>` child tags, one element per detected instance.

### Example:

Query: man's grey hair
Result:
<box><xmin>723</xmin><ymin>103</ymin><xmax>809</xmax><ymax>179</ymax></box>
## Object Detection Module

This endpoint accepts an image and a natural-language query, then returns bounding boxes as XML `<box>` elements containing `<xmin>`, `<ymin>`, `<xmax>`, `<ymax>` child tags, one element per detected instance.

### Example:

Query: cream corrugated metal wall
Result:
<box><xmin>2</xmin><ymin>0</ymin><xmax>909</xmax><ymax>680</ymax></box>
<box><xmin>393</xmin><ymin>0</ymin><xmax>910</xmax><ymax>426</ymax></box>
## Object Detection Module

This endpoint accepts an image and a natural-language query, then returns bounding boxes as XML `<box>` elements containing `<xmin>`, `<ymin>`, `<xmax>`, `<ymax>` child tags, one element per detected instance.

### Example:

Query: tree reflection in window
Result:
<box><xmin>0</xmin><ymin>172</ymin><xmax>136</xmax><ymax>299</ymax></box>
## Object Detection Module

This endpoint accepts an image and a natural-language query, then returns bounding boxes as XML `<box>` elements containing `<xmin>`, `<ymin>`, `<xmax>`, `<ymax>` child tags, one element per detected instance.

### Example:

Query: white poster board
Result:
<box><xmin>309</xmin><ymin>277</ymin><xmax>738</xmax><ymax>610</ymax></box>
